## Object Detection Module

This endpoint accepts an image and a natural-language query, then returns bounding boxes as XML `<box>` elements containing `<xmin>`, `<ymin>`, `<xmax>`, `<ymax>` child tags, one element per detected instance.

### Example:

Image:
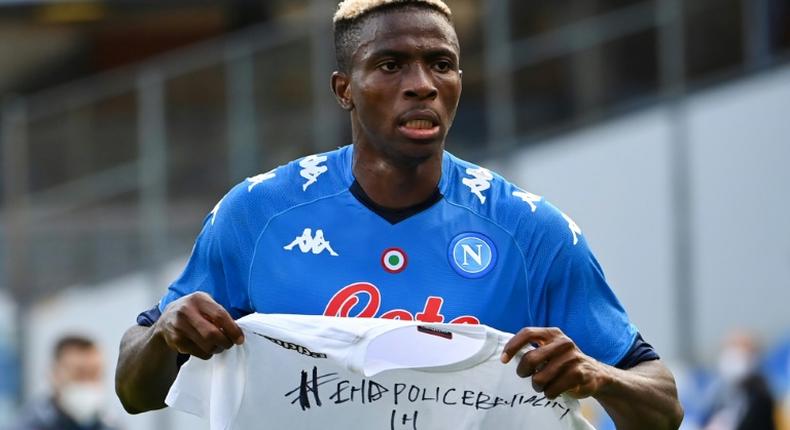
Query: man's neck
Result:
<box><xmin>352</xmin><ymin>144</ymin><xmax>443</xmax><ymax>209</ymax></box>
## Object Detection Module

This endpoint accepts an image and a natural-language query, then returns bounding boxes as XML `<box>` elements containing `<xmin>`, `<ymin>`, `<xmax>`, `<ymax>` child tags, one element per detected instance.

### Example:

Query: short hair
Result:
<box><xmin>333</xmin><ymin>0</ymin><xmax>453</xmax><ymax>73</ymax></box>
<box><xmin>54</xmin><ymin>335</ymin><xmax>96</xmax><ymax>361</ymax></box>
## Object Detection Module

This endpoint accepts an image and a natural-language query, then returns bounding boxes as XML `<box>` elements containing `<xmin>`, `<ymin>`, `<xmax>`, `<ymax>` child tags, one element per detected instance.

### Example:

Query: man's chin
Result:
<box><xmin>404</xmin><ymin>136</ymin><xmax>443</xmax><ymax>148</ymax></box>
<box><xmin>393</xmin><ymin>138</ymin><xmax>443</xmax><ymax>165</ymax></box>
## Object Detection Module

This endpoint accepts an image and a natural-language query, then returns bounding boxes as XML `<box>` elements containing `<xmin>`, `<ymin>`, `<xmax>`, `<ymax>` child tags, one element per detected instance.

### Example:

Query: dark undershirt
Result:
<box><xmin>349</xmin><ymin>180</ymin><xmax>443</xmax><ymax>224</ymax></box>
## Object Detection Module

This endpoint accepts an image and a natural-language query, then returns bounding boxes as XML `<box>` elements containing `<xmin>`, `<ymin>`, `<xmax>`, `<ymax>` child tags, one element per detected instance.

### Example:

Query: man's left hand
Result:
<box><xmin>500</xmin><ymin>327</ymin><xmax>612</xmax><ymax>400</ymax></box>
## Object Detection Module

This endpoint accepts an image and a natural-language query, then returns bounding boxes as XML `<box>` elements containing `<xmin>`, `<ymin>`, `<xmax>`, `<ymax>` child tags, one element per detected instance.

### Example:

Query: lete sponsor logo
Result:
<box><xmin>323</xmin><ymin>282</ymin><xmax>480</xmax><ymax>324</ymax></box>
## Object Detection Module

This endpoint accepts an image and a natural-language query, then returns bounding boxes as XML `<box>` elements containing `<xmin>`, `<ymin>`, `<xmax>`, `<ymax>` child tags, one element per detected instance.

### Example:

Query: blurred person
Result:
<box><xmin>115</xmin><ymin>0</ymin><xmax>683</xmax><ymax>428</ymax></box>
<box><xmin>10</xmin><ymin>335</ymin><xmax>119</xmax><ymax>430</ymax></box>
<box><xmin>703</xmin><ymin>331</ymin><xmax>776</xmax><ymax>430</ymax></box>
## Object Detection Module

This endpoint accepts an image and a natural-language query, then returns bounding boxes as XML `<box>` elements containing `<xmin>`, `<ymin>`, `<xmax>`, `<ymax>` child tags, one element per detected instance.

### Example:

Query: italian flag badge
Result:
<box><xmin>381</xmin><ymin>248</ymin><xmax>407</xmax><ymax>274</ymax></box>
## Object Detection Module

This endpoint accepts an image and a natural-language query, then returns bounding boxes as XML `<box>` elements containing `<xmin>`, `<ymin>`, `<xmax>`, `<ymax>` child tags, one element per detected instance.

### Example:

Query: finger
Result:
<box><xmin>191</xmin><ymin>314</ymin><xmax>234</xmax><ymax>352</ymax></box>
<box><xmin>174</xmin><ymin>316</ymin><xmax>223</xmax><ymax>357</ymax></box>
<box><xmin>196</xmin><ymin>298</ymin><xmax>245</xmax><ymax>345</ymax></box>
<box><xmin>502</xmin><ymin>327</ymin><xmax>562</xmax><ymax>363</ymax></box>
<box><xmin>541</xmin><ymin>364</ymin><xmax>586</xmax><ymax>400</ymax></box>
<box><xmin>529</xmin><ymin>348</ymin><xmax>577</xmax><ymax>391</ymax></box>
<box><xmin>170</xmin><ymin>334</ymin><xmax>213</xmax><ymax>360</ymax></box>
<box><xmin>516</xmin><ymin>335</ymin><xmax>575</xmax><ymax>377</ymax></box>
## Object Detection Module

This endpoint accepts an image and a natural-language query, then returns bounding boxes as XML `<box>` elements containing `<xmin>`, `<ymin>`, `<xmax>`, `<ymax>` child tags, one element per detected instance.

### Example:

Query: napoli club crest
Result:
<box><xmin>448</xmin><ymin>233</ymin><xmax>497</xmax><ymax>278</ymax></box>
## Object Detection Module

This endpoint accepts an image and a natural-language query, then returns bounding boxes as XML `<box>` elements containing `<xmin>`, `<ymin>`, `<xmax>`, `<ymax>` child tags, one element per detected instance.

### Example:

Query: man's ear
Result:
<box><xmin>331</xmin><ymin>71</ymin><xmax>354</xmax><ymax>111</ymax></box>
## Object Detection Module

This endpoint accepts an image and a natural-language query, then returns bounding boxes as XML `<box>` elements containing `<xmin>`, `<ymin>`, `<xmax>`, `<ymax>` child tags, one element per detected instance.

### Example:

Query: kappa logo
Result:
<box><xmin>560</xmin><ymin>212</ymin><xmax>582</xmax><ymax>245</ymax></box>
<box><xmin>513</xmin><ymin>189</ymin><xmax>543</xmax><ymax>213</ymax></box>
<box><xmin>299</xmin><ymin>154</ymin><xmax>328</xmax><ymax>191</ymax></box>
<box><xmin>448</xmin><ymin>233</ymin><xmax>497</xmax><ymax>278</ymax></box>
<box><xmin>209</xmin><ymin>196</ymin><xmax>225</xmax><ymax>225</ymax></box>
<box><xmin>246</xmin><ymin>169</ymin><xmax>276</xmax><ymax>192</ymax></box>
<box><xmin>256</xmin><ymin>333</ymin><xmax>327</xmax><ymax>359</ymax></box>
<box><xmin>284</xmin><ymin>228</ymin><xmax>339</xmax><ymax>256</ymax></box>
<box><xmin>514</xmin><ymin>188</ymin><xmax>581</xmax><ymax>245</ymax></box>
<box><xmin>462</xmin><ymin>167</ymin><xmax>494</xmax><ymax>204</ymax></box>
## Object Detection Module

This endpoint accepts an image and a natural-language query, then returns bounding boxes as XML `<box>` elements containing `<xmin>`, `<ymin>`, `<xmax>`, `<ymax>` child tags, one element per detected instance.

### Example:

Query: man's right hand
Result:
<box><xmin>153</xmin><ymin>292</ymin><xmax>245</xmax><ymax>360</ymax></box>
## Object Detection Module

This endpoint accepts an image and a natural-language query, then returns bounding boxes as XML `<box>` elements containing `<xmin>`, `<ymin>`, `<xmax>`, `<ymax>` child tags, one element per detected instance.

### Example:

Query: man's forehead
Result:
<box><xmin>58</xmin><ymin>345</ymin><xmax>101</xmax><ymax>363</ymax></box>
<box><xmin>361</xmin><ymin>34</ymin><xmax>458</xmax><ymax>58</ymax></box>
<box><xmin>354</xmin><ymin>8</ymin><xmax>459</xmax><ymax>57</ymax></box>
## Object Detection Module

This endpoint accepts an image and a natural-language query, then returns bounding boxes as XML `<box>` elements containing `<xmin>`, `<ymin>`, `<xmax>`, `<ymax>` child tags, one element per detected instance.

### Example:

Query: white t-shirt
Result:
<box><xmin>166</xmin><ymin>314</ymin><xmax>596</xmax><ymax>430</ymax></box>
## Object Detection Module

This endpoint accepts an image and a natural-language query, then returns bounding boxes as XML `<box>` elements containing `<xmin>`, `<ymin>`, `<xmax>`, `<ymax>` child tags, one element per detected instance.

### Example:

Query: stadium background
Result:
<box><xmin>0</xmin><ymin>0</ymin><xmax>788</xmax><ymax>428</ymax></box>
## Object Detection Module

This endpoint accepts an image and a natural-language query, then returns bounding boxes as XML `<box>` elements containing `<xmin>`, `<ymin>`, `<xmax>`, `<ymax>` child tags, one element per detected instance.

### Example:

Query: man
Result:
<box><xmin>703</xmin><ymin>331</ymin><xmax>776</xmax><ymax>430</ymax></box>
<box><xmin>115</xmin><ymin>0</ymin><xmax>683</xmax><ymax>428</ymax></box>
<box><xmin>12</xmin><ymin>335</ymin><xmax>119</xmax><ymax>430</ymax></box>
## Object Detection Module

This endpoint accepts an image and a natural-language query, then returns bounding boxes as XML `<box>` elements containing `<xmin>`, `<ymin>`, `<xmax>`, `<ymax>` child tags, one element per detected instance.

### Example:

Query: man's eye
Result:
<box><xmin>434</xmin><ymin>61</ymin><xmax>453</xmax><ymax>72</ymax></box>
<box><xmin>379</xmin><ymin>62</ymin><xmax>399</xmax><ymax>72</ymax></box>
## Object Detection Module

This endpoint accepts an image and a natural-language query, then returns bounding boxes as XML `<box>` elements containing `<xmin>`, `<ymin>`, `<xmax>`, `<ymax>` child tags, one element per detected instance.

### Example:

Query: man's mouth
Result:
<box><xmin>398</xmin><ymin>121</ymin><xmax>440</xmax><ymax>140</ymax></box>
<box><xmin>398</xmin><ymin>112</ymin><xmax>441</xmax><ymax>140</ymax></box>
<box><xmin>403</xmin><ymin>119</ymin><xmax>436</xmax><ymax>130</ymax></box>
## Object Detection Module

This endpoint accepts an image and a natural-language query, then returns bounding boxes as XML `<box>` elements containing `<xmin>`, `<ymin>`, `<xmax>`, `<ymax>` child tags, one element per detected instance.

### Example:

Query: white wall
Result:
<box><xmin>687</xmin><ymin>69</ymin><xmax>790</xmax><ymax>360</ymax></box>
<box><xmin>499</xmin><ymin>65</ymin><xmax>790</xmax><ymax>362</ymax></box>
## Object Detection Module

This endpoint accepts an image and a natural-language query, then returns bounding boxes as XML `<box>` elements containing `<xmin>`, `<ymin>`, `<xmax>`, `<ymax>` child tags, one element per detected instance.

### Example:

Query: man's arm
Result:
<box><xmin>502</xmin><ymin>327</ymin><xmax>683</xmax><ymax>430</ymax></box>
<box><xmin>115</xmin><ymin>292</ymin><xmax>245</xmax><ymax>414</ymax></box>
<box><xmin>115</xmin><ymin>325</ymin><xmax>180</xmax><ymax>413</ymax></box>
<box><xmin>595</xmin><ymin>360</ymin><xmax>683</xmax><ymax>430</ymax></box>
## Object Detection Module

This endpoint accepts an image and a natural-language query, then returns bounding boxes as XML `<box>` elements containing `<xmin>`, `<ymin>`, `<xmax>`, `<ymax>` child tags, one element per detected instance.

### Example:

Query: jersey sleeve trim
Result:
<box><xmin>137</xmin><ymin>305</ymin><xmax>161</xmax><ymax>327</ymax></box>
<box><xmin>614</xmin><ymin>331</ymin><xmax>660</xmax><ymax>369</ymax></box>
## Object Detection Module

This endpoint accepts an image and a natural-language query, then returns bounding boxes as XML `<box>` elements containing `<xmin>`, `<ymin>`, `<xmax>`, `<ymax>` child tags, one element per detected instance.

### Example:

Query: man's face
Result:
<box><xmin>53</xmin><ymin>346</ymin><xmax>104</xmax><ymax>394</ymax></box>
<box><xmin>347</xmin><ymin>8</ymin><xmax>462</xmax><ymax>163</ymax></box>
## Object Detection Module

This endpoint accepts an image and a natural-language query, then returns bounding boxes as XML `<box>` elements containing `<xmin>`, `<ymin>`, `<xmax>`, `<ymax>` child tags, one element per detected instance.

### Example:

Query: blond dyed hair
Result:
<box><xmin>333</xmin><ymin>0</ymin><xmax>452</xmax><ymax>23</ymax></box>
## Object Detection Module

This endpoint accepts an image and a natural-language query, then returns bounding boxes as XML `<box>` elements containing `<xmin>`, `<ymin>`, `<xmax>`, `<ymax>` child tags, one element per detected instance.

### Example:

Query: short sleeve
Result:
<box><xmin>158</xmin><ymin>182</ymin><xmax>256</xmax><ymax>319</ymax></box>
<box><xmin>524</xmin><ymin>202</ymin><xmax>637</xmax><ymax>366</ymax></box>
<box><xmin>165</xmin><ymin>355</ymin><xmax>213</xmax><ymax>417</ymax></box>
<box><xmin>166</xmin><ymin>343</ymin><xmax>247</xmax><ymax>428</ymax></box>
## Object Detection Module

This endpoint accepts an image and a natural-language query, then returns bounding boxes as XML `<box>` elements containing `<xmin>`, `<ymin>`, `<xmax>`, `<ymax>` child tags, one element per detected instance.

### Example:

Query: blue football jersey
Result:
<box><xmin>159</xmin><ymin>145</ymin><xmax>638</xmax><ymax>366</ymax></box>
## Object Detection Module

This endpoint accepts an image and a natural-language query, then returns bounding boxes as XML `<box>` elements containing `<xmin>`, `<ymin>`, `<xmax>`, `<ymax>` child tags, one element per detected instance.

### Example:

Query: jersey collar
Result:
<box><xmin>346</xmin><ymin>322</ymin><xmax>501</xmax><ymax>377</ymax></box>
<box><xmin>342</xmin><ymin>144</ymin><xmax>452</xmax><ymax>193</ymax></box>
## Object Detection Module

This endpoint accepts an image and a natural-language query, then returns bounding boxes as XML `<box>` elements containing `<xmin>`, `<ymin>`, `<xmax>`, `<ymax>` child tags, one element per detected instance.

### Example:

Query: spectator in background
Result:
<box><xmin>9</xmin><ymin>335</ymin><xmax>119</xmax><ymax>430</ymax></box>
<box><xmin>703</xmin><ymin>331</ymin><xmax>777</xmax><ymax>430</ymax></box>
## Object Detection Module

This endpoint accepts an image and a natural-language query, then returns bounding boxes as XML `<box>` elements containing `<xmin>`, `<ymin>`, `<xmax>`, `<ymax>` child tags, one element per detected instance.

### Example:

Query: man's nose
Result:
<box><xmin>403</xmin><ymin>64</ymin><xmax>438</xmax><ymax>100</ymax></box>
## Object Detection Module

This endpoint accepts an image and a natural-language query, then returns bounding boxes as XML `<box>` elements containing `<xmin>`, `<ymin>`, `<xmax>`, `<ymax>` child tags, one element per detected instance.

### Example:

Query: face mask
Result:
<box><xmin>717</xmin><ymin>347</ymin><xmax>754</xmax><ymax>384</ymax></box>
<box><xmin>59</xmin><ymin>382</ymin><xmax>105</xmax><ymax>426</ymax></box>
